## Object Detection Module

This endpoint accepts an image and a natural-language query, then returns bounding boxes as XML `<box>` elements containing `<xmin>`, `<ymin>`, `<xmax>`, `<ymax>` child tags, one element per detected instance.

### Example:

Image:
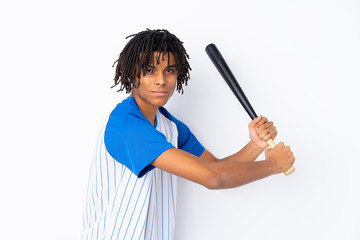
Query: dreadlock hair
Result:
<box><xmin>111</xmin><ymin>29</ymin><xmax>191</xmax><ymax>94</ymax></box>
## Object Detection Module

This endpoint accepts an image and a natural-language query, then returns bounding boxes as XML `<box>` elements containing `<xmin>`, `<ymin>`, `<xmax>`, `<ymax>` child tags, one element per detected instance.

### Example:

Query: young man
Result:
<box><xmin>81</xmin><ymin>29</ymin><xmax>295</xmax><ymax>240</ymax></box>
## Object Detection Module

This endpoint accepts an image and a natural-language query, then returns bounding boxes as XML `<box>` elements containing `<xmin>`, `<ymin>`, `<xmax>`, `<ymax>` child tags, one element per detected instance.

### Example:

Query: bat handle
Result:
<box><xmin>266</xmin><ymin>139</ymin><xmax>295</xmax><ymax>176</ymax></box>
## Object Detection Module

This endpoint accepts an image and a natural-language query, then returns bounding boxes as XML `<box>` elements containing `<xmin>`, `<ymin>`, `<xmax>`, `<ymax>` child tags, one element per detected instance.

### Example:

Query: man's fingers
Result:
<box><xmin>256</xmin><ymin>122</ymin><xmax>273</xmax><ymax>134</ymax></box>
<box><xmin>253</xmin><ymin>116</ymin><xmax>266</xmax><ymax>129</ymax></box>
<box><xmin>262</xmin><ymin>133</ymin><xmax>272</xmax><ymax>142</ymax></box>
<box><xmin>255</xmin><ymin>117</ymin><xmax>267</xmax><ymax>129</ymax></box>
<box><xmin>249</xmin><ymin>115</ymin><xmax>263</xmax><ymax>128</ymax></box>
<box><xmin>258</xmin><ymin>131</ymin><xmax>268</xmax><ymax>139</ymax></box>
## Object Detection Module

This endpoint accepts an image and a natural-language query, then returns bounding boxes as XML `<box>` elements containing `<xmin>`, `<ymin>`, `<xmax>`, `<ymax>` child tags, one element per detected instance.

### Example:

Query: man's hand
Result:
<box><xmin>265</xmin><ymin>142</ymin><xmax>295</xmax><ymax>174</ymax></box>
<box><xmin>248</xmin><ymin>115</ymin><xmax>277</xmax><ymax>150</ymax></box>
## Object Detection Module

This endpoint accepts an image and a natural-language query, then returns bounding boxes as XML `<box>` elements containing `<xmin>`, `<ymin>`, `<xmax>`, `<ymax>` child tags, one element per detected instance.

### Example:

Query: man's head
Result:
<box><xmin>112</xmin><ymin>29</ymin><xmax>191</xmax><ymax>94</ymax></box>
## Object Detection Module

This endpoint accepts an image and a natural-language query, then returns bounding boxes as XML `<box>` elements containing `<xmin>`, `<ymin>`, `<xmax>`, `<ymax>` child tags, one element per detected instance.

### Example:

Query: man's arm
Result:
<box><xmin>152</xmin><ymin>115</ymin><xmax>294</xmax><ymax>190</ymax></box>
<box><xmin>151</xmin><ymin>142</ymin><xmax>294</xmax><ymax>190</ymax></box>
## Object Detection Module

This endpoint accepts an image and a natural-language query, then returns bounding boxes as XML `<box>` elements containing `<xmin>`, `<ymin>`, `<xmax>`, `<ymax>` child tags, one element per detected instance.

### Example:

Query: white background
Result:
<box><xmin>1</xmin><ymin>0</ymin><xmax>359</xmax><ymax>239</ymax></box>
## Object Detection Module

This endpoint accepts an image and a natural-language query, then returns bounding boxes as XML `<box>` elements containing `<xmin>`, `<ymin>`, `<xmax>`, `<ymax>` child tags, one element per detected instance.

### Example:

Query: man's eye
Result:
<box><xmin>146</xmin><ymin>69</ymin><xmax>153</xmax><ymax>73</ymax></box>
<box><xmin>167</xmin><ymin>69</ymin><xmax>175</xmax><ymax>73</ymax></box>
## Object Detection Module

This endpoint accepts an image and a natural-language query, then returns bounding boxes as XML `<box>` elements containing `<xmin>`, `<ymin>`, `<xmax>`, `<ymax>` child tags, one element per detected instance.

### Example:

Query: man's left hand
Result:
<box><xmin>248</xmin><ymin>115</ymin><xmax>277</xmax><ymax>150</ymax></box>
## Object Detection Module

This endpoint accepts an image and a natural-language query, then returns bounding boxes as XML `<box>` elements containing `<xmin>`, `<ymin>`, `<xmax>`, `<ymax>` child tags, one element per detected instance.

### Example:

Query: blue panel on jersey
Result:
<box><xmin>104</xmin><ymin>97</ymin><xmax>174</xmax><ymax>178</ymax></box>
<box><xmin>159</xmin><ymin>107</ymin><xmax>205</xmax><ymax>157</ymax></box>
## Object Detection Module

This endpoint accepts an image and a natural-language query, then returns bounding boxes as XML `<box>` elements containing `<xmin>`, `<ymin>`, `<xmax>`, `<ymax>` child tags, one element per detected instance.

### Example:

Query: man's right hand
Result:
<box><xmin>265</xmin><ymin>142</ymin><xmax>295</xmax><ymax>174</ymax></box>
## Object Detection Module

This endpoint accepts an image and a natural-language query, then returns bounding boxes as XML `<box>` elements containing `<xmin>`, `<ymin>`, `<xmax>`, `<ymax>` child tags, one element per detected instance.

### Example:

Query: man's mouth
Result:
<box><xmin>151</xmin><ymin>91</ymin><xmax>168</xmax><ymax>96</ymax></box>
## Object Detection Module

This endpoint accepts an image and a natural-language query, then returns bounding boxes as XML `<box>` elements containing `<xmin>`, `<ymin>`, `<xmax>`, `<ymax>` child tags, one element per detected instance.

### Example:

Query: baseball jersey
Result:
<box><xmin>81</xmin><ymin>96</ymin><xmax>204</xmax><ymax>240</ymax></box>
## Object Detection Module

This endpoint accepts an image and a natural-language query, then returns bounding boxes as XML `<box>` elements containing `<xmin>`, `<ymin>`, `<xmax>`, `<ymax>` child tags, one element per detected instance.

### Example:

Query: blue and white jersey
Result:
<box><xmin>81</xmin><ymin>97</ymin><xmax>204</xmax><ymax>240</ymax></box>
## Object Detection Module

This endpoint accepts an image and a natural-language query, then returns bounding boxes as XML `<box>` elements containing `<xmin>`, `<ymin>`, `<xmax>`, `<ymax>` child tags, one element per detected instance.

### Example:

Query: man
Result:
<box><xmin>81</xmin><ymin>29</ymin><xmax>295</xmax><ymax>239</ymax></box>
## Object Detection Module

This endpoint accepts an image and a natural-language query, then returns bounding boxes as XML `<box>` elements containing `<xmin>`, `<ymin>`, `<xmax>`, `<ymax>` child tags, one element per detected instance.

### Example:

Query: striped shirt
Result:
<box><xmin>81</xmin><ymin>97</ymin><xmax>204</xmax><ymax>239</ymax></box>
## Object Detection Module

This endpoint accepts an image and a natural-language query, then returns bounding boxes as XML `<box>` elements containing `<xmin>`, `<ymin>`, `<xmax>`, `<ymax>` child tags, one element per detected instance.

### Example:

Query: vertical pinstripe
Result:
<box><xmin>81</xmin><ymin>110</ymin><xmax>178</xmax><ymax>239</ymax></box>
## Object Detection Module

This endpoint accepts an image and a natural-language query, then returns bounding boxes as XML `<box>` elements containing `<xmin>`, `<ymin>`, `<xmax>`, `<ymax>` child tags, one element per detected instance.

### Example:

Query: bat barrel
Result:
<box><xmin>205</xmin><ymin>44</ymin><xmax>258</xmax><ymax>120</ymax></box>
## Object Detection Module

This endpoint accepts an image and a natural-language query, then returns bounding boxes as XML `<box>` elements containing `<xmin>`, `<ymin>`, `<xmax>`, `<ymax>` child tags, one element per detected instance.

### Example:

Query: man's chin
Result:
<box><xmin>156</xmin><ymin>100</ymin><xmax>169</xmax><ymax>107</ymax></box>
<box><xmin>154</xmin><ymin>98</ymin><xmax>171</xmax><ymax>107</ymax></box>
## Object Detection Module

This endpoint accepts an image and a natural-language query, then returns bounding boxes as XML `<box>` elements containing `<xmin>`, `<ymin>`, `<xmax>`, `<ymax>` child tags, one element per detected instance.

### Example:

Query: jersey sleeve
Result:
<box><xmin>104</xmin><ymin>108</ymin><xmax>174</xmax><ymax>178</ymax></box>
<box><xmin>159</xmin><ymin>107</ymin><xmax>205</xmax><ymax>157</ymax></box>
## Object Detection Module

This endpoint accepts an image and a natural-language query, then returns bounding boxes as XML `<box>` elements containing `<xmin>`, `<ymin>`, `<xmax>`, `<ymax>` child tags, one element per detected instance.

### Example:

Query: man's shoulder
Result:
<box><xmin>108</xmin><ymin>97</ymin><xmax>144</xmax><ymax>125</ymax></box>
<box><xmin>111</xmin><ymin>96</ymin><xmax>139</xmax><ymax>115</ymax></box>
<box><xmin>104</xmin><ymin>97</ymin><xmax>152</xmax><ymax>143</ymax></box>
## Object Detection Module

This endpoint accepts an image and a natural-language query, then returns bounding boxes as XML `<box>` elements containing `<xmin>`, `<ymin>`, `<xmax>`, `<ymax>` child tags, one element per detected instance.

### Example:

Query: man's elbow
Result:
<box><xmin>203</xmin><ymin>171</ymin><xmax>223</xmax><ymax>190</ymax></box>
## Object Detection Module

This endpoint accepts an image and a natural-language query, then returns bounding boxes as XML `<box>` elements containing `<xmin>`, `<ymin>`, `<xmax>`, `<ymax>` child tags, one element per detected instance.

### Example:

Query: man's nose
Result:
<box><xmin>155</xmin><ymin>73</ymin><xmax>166</xmax><ymax>85</ymax></box>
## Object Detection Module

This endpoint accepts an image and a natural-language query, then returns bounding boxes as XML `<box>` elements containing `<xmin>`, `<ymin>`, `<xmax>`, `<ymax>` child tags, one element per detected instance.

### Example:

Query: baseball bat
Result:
<box><xmin>205</xmin><ymin>43</ymin><xmax>295</xmax><ymax>176</ymax></box>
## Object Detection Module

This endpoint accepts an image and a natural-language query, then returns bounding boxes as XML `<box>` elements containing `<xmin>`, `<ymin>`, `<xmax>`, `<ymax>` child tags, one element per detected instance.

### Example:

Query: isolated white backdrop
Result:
<box><xmin>1</xmin><ymin>0</ymin><xmax>359</xmax><ymax>239</ymax></box>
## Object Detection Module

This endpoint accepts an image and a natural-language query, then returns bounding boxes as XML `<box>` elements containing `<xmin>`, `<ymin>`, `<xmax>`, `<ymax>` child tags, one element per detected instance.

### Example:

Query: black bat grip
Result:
<box><xmin>205</xmin><ymin>43</ymin><xmax>258</xmax><ymax>120</ymax></box>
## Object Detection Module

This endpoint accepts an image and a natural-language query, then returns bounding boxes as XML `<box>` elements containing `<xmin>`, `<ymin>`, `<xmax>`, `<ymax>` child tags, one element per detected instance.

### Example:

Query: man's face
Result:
<box><xmin>131</xmin><ymin>52</ymin><xmax>178</xmax><ymax>109</ymax></box>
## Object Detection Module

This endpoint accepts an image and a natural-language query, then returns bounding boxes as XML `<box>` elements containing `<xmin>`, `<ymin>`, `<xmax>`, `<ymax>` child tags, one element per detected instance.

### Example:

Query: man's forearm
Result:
<box><xmin>212</xmin><ymin>159</ymin><xmax>278</xmax><ymax>189</ymax></box>
<box><xmin>221</xmin><ymin>141</ymin><xmax>265</xmax><ymax>163</ymax></box>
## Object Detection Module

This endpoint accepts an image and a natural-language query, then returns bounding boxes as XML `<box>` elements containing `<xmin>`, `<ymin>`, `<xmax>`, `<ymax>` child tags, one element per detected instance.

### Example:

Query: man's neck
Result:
<box><xmin>130</xmin><ymin>93</ymin><xmax>158</xmax><ymax>126</ymax></box>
